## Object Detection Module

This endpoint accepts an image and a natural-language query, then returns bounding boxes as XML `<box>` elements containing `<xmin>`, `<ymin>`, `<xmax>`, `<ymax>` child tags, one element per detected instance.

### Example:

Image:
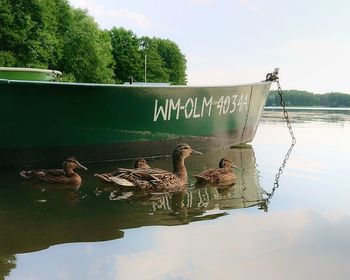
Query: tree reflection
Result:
<box><xmin>0</xmin><ymin>255</ymin><xmax>16</xmax><ymax>279</ymax></box>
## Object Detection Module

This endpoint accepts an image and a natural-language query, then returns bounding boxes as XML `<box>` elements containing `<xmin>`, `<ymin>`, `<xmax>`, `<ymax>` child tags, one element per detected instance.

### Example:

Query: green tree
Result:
<box><xmin>109</xmin><ymin>30</ymin><xmax>187</xmax><ymax>84</ymax></box>
<box><xmin>0</xmin><ymin>0</ymin><xmax>46</xmax><ymax>67</ymax></box>
<box><xmin>320</xmin><ymin>92</ymin><xmax>350</xmax><ymax>107</ymax></box>
<box><xmin>38</xmin><ymin>0</ymin><xmax>71</xmax><ymax>69</ymax></box>
<box><xmin>0</xmin><ymin>1</ymin><xmax>187</xmax><ymax>84</ymax></box>
<box><xmin>59</xmin><ymin>9</ymin><xmax>115</xmax><ymax>83</ymax></box>
<box><xmin>109</xmin><ymin>27</ymin><xmax>143</xmax><ymax>83</ymax></box>
<box><xmin>0</xmin><ymin>0</ymin><xmax>16</xmax><ymax>65</ymax></box>
<box><xmin>266</xmin><ymin>90</ymin><xmax>350</xmax><ymax>107</ymax></box>
<box><xmin>153</xmin><ymin>38</ymin><xmax>187</xmax><ymax>85</ymax></box>
<box><xmin>0</xmin><ymin>51</ymin><xmax>16</xmax><ymax>66</ymax></box>
<box><xmin>139</xmin><ymin>36</ymin><xmax>169</xmax><ymax>83</ymax></box>
<box><xmin>0</xmin><ymin>0</ymin><xmax>71</xmax><ymax>68</ymax></box>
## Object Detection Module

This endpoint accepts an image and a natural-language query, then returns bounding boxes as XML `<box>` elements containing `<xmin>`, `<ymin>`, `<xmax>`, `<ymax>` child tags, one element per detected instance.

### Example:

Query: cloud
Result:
<box><xmin>69</xmin><ymin>0</ymin><xmax>152</xmax><ymax>28</ymax></box>
<box><xmin>276</xmin><ymin>38</ymin><xmax>350</xmax><ymax>65</ymax></box>
<box><xmin>238</xmin><ymin>0</ymin><xmax>259</xmax><ymax>12</ymax></box>
<box><xmin>115</xmin><ymin>249</ymin><xmax>192</xmax><ymax>280</ymax></box>
<box><xmin>110</xmin><ymin>210</ymin><xmax>350</xmax><ymax>280</ymax></box>
<box><xmin>274</xmin><ymin>38</ymin><xmax>350</xmax><ymax>93</ymax></box>
<box><xmin>287</xmin><ymin>158</ymin><xmax>328</xmax><ymax>173</ymax></box>
<box><xmin>191</xmin><ymin>0</ymin><xmax>215</xmax><ymax>5</ymax></box>
<box><xmin>187</xmin><ymin>57</ymin><xmax>266</xmax><ymax>86</ymax></box>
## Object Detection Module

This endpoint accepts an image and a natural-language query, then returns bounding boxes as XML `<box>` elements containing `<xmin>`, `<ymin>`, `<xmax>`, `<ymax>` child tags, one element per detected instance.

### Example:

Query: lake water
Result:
<box><xmin>1</xmin><ymin>108</ymin><xmax>350</xmax><ymax>280</ymax></box>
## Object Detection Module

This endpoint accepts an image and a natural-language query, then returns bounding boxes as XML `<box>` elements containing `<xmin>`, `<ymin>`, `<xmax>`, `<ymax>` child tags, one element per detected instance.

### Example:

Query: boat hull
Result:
<box><xmin>0</xmin><ymin>79</ymin><xmax>271</xmax><ymax>167</ymax></box>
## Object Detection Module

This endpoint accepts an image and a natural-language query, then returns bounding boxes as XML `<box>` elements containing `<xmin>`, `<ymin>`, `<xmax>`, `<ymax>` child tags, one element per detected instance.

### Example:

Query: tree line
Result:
<box><xmin>266</xmin><ymin>90</ymin><xmax>350</xmax><ymax>107</ymax></box>
<box><xmin>0</xmin><ymin>0</ymin><xmax>187</xmax><ymax>84</ymax></box>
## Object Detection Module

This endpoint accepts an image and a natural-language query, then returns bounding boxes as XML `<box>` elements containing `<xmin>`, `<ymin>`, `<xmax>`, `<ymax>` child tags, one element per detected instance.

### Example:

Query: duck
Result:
<box><xmin>94</xmin><ymin>158</ymin><xmax>151</xmax><ymax>183</ymax></box>
<box><xmin>106</xmin><ymin>143</ymin><xmax>203</xmax><ymax>192</ymax></box>
<box><xmin>19</xmin><ymin>157</ymin><xmax>88</xmax><ymax>185</ymax></box>
<box><xmin>133</xmin><ymin>158</ymin><xmax>150</xmax><ymax>169</ymax></box>
<box><xmin>194</xmin><ymin>158</ymin><xmax>237</xmax><ymax>187</ymax></box>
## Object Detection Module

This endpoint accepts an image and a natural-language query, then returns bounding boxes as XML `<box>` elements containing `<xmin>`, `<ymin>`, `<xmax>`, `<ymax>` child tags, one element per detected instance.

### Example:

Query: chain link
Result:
<box><xmin>276</xmin><ymin>79</ymin><xmax>297</xmax><ymax>146</ymax></box>
<box><xmin>266</xmin><ymin>78</ymin><xmax>296</xmax><ymax>203</ymax></box>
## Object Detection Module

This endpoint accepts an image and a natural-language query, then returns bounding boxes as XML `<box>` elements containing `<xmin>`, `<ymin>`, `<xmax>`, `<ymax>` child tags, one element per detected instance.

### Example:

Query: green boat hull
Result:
<box><xmin>0</xmin><ymin>79</ymin><xmax>271</xmax><ymax>167</ymax></box>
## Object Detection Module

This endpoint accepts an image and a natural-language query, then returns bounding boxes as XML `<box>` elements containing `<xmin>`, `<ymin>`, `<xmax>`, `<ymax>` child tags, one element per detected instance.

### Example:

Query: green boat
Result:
<box><xmin>0</xmin><ymin>67</ymin><xmax>61</xmax><ymax>82</ymax></box>
<box><xmin>0</xmin><ymin>67</ymin><xmax>273</xmax><ymax>167</ymax></box>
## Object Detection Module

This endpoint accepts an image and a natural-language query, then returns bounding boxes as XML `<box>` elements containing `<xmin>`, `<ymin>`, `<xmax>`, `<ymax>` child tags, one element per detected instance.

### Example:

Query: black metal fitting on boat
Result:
<box><xmin>265</xmin><ymin>68</ymin><xmax>279</xmax><ymax>82</ymax></box>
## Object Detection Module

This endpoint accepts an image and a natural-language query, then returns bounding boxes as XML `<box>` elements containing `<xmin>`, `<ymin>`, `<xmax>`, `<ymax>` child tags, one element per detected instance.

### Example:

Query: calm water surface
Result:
<box><xmin>1</xmin><ymin>108</ymin><xmax>350</xmax><ymax>280</ymax></box>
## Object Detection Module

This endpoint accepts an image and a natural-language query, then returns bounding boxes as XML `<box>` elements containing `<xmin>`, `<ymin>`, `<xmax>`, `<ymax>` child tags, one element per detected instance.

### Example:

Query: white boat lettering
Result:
<box><xmin>229</xmin><ymin>95</ymin><xmax>238</xmax><ymax>113</ymax></box>
<box><xmin>193</xmin><ymin>98</ymin><xmax>201</xmax><ymax>118</ymax></box>
<box><xmin>168</xmin><ymin>98</ymin><xmax>181</xmax><ymax>120</ymax></box>
<box><xmin>153</xmin><ymin>94</ymin><xmax>247</xmax><ymax>121</ymax></box>
<box><xmin>153</xmin><ymin>99</ymin><xmax>169</xmax><ymax>121</ymax></box>
<box><xmin>183</xmin><ymin>98</ymin><xmax>192</xmax><ymax>119</ymax></box>
<box><xmin>238</xmin><ymin>94</ymin><xmax>249</xmax><ymax>112</ymax></box>
<box><xmin>202</xmin><ymin>96</ymin><xmax>213</xmax><ymax>117</ymax></box>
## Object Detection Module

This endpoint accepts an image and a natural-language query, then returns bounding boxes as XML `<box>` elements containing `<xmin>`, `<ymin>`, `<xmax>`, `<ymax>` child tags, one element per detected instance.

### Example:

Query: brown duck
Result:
<box><xmin>105</xmin><ymin>143</ymin><xmax>202</xmax><ymax>192</ymax></box>
<box><xmin>194</xmin><ymin>158</ymin><xmax>237</xmax><ymax>187</ymax></box>
<box><xmin>94</xmin><ymin>158</ymin><xmax>150</xmax><ymax>183</ymax></box>
<box><xmin>19</xmin><ymin>157</ymin><xmax>88</xmax><ymax>185</ymax></box>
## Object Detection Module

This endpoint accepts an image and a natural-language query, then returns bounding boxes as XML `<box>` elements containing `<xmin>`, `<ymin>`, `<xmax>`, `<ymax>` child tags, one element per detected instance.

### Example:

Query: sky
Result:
<box><xmin>68</xmin><ymin>0</ymin><xmax>350</xmax><ymax>93</ymax></box>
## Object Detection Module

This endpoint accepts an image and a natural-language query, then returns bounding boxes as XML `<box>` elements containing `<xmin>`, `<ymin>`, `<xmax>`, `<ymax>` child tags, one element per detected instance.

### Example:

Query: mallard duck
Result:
<box><xmin>94</xmin><ymin>158</ymin><xmax>150</xmax><ymax>183</ymax></box>
<box><xmin>194</xmin><ymin>158</ymin><xmax>237</xmax><ymax>187</ymax></box>
<box><xmin>107</xmin><ymin>143</ymin><xmax>203</xmax><ymax>192</ymax></box>
<box><xmin>133</xmin><ymin>158</ymin><xmax>150</xmax><ymax>169</ymax></box>
<box><xmin>19</xmin><ymin>157</ymin><xmax>88</xmax><ymax>185</ymax></box>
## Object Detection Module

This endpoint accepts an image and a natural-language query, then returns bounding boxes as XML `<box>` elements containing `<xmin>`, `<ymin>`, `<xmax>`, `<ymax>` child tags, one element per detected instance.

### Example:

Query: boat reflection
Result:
<box><xmin>94</xmin><ymin>145</ymin><xmax>269</xmax><ymax>214</ymax></box>
<box><xmin>0</xmin><ymin>145</ymin><xmax>268</xmax><ymax>258</ymax></box>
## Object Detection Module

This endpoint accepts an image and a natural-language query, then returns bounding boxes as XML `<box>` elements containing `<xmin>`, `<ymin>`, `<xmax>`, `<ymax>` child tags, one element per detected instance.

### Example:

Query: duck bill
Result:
<box><xmin>191</xmin><ymin>149</ymin><xmax>203</xmax><ymax>155</ymax></box>
<box><xmin>232</xmin><ymin>165</ymin><xmax>239</xmax><ymax>169</ymax></box>
<box><xmin>77</xmin><ymin>162</ymin><xmax>88</xmax><ymax>171</ymax></box>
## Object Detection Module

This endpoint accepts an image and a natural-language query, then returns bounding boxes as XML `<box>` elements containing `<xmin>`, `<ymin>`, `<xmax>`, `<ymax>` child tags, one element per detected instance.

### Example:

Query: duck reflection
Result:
<box><xmin>19</xmin><ymin>157</ymin><xmax>88</xmax><ymax>186</ymax></box>
<box><xmin>0</xmin><ymin>145</ymin><xmax>269</xmax><ymax>257</ymax></box>
<box><xmin>95</xmin><ymin>143</ymin><xmax>203</xmax><ymax>192</ymax></box>
<box><xmin>186</xmin><ymin>145</ymin><xmax>268</xmax><ymax>212</ymax></box>
<box><xmin>94</xmin><ymin>158</ymin><xmax>150</xmax><ymax>183</ymax></box>
<box><xmin>94</xmin><ymin>145</ymin><xmax>269</xmax><ymax>215</ymax></box>
<box><xmin>194</xmin><ymin>158</ymin><xmax>237</xmax><ymax>188</ymax></box>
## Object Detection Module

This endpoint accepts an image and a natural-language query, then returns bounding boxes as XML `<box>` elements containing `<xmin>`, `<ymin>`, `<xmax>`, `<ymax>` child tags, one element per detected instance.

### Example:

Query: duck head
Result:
<box><xmin>133</xmin><ymin>158</ymin><xmax>150</xmax><ymax>168</ymax></box>
<box><xmin>63</xmin><ymin>157</ymin><xmax>88</xmax><ymax>172</ymax></box>
<box><xmin>173</xmin><ymin>143</ymin><xmax>203</xmax><ymax>161</ymax></box>
<box><xmin>219</xmin><ymin>158</ymin><xmax>237</xmax><ymax>169</ymax></box>
<box><xmin>172</xmin><ymin>143</ymin><xmax>203</xmax><ymax>179</ymax></box>
<box><xmin>172</xmin><ymin>143</ymin><xmax>203</xmax><ymax>170</ymax></box>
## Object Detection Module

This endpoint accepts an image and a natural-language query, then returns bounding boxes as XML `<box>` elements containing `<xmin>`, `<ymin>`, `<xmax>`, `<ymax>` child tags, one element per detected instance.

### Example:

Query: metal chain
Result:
<box><xmin>267</xmin><ymin>139</ymin><xmax>295</xmax><ymax>202</ymax></box>
<box><xmin>276</xmin><ymin>79</ymin><xmax>297</xmax><ymax>145</ymax></box>
<box><xmin>266</xmin><ymin>78</ymin><xmax>296</xmax><ymax>203</ymax></box>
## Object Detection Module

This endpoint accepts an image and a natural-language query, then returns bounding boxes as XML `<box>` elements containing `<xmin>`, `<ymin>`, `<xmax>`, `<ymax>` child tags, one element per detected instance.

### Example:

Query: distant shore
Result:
<box><xmin>267</xmin><ymin>90</ymin><xmax>350</xmax><ymax>107</ymax></box>
<box><xmin>265</xmin><ymin>106</ymin><xmax>350</xmax><ymax>111</ymax></box>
